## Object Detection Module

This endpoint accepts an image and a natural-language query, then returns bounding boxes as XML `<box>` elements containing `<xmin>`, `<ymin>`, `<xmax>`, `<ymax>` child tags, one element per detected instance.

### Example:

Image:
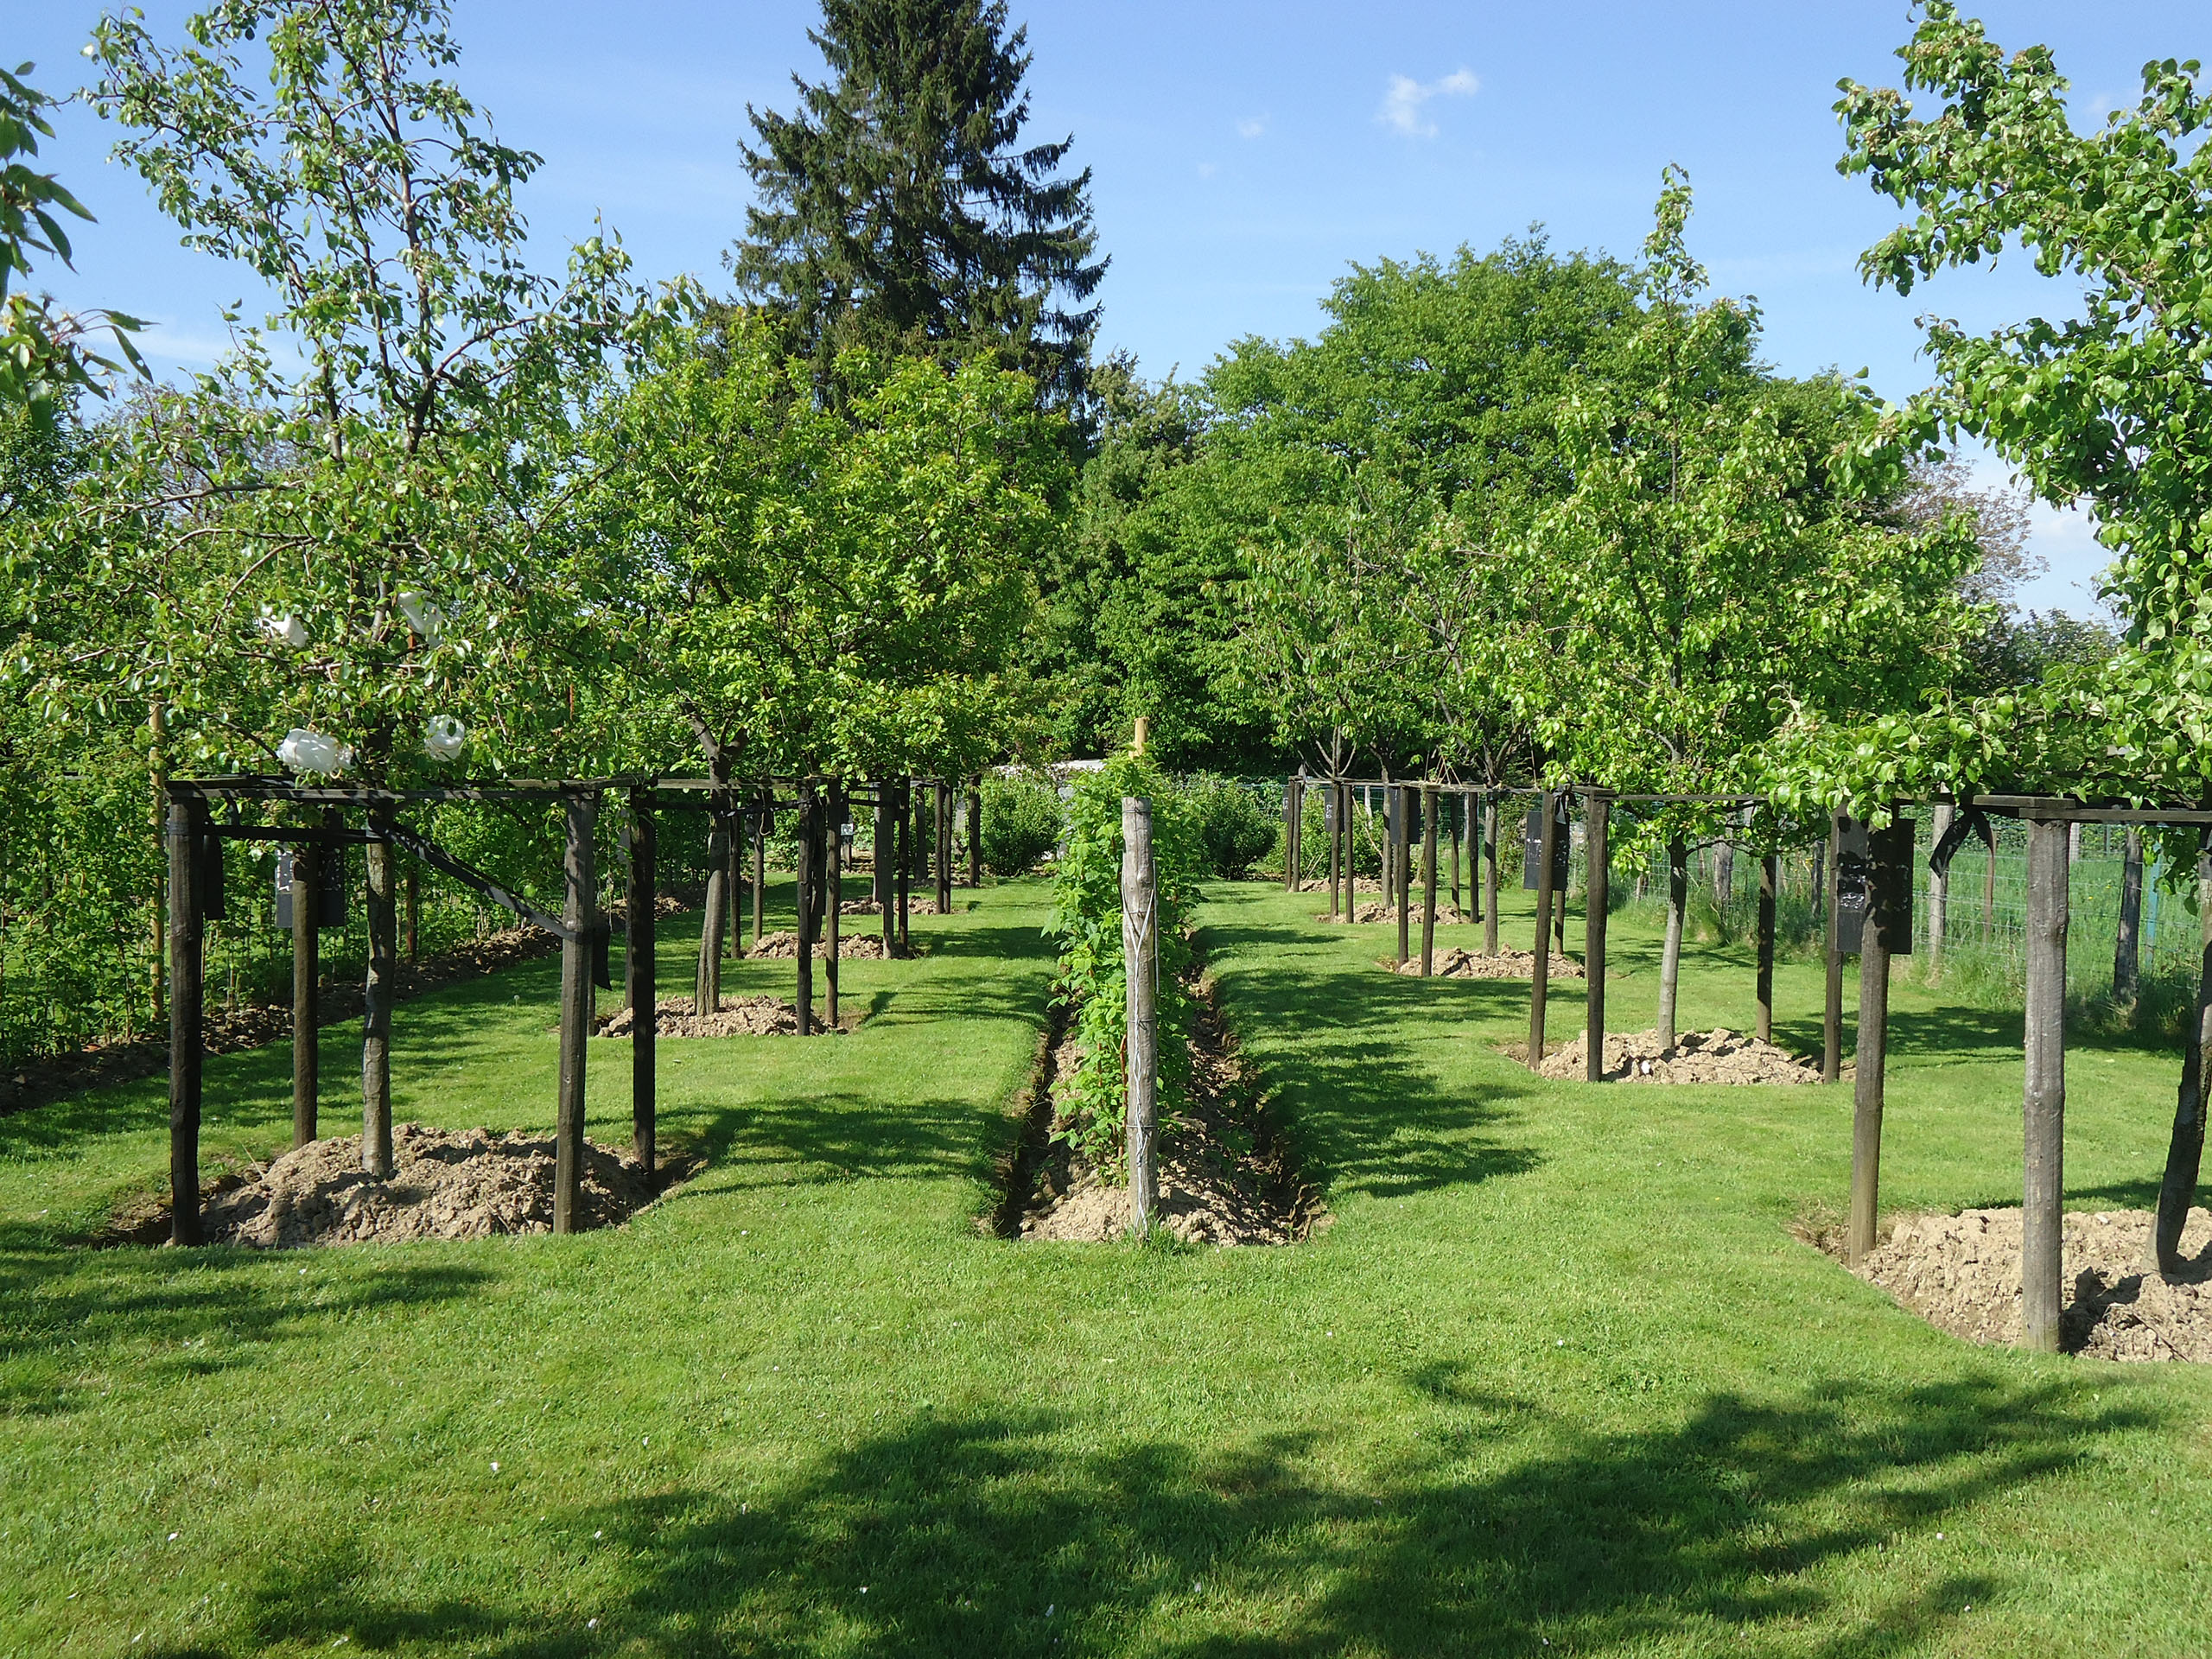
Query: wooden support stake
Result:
<box><xmin>1529</xmin><ymin>789</ymin><xmax>1557</xmax><ymax>1069</ymax></box>
<box><xmin>168</xmin><ymin>797</ymin><xmax>204</xmax><ymax>1246</ymax></box>
<box><xmin>1122</xmin><ymin>795</ymin><xmax>1159</xmax><ymax>1234</ymax></box>
<box><xmin>627</xmin><ymin>785</ymin><xmax>657</xmax><ymax>1176</ymax></box>
<box><xmin>362</xmin><ymin>806</ymin><xmax>397</xmax><ymax>1179</ymax></box>
<box><xmin>554</xmin><ymin>790</ymin><xmax>597</xmax><ymax>1235</ymax></box>
<box><xmin>291</xmin><ymin>831</ymin><xmax>319</xmax><ymax>1149</ymax></box>
<box><xmin>1585</xmin><ymin>791</ymin><xmax>1610</xmax><ymax>1082</ymax></box>
<box><xmin>1823</xmin><ymin>817</ymin><xmax>1844</xmax><ymax>1085</ymax></box>
<box><xmin>1420</xmin><ymin>782</ymin><xmax>1439</xmax><ymax>976</ymax></box>
<box><xmin>826</xmin><ymin>779</ymin><xmax>842</xmax><ymax>1031</ymax></box>
<box><xmin>1847</xmin><ymin>816</ymin><xmax>1905</xmax><ymax>1268</ymax></box>
<box><xmin>795</xmin><ymin>782</ymin><xmax>817</xmax><ymax>1037</ymax></box>
<box><xmin>1757</xmin><ymin>852</ymin><xmax>1778</xmax><ymax>1045</ymax></box>
<box><xmin>2021</xmin><ymin>812</ymin><xmax>2070</xmax><ymax>1350</ymax></box>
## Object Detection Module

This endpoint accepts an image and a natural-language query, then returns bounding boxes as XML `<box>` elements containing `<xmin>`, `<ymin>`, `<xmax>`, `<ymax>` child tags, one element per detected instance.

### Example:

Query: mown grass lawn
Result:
<box><xmin>3</xmin><ymin>874</ymin><xmax>2209</xmax><ymax>1657</ymax></box>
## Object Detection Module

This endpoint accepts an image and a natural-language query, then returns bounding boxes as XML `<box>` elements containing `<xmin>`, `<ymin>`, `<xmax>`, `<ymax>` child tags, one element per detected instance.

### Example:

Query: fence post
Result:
<box><xmin>1757</xmin><ymin>851</ymin><xmax>1778</xmax><ymax>1044</ymax></box>
<box><xmin>2021</xmin><ymin>810</ymin><xmax>2070</xmax><ymax>1350</ymax></box>
<box><xmin>554</xmin><ymin>789</ymin><xmax>597</xmax><ymax>1235</ymax></box>
<box><xmin>1823</xmin><ymin>816</ymin><xmax>1844</xmax><ymax>1085</ymax></box>
<box><xmin>168</xmin><ymin>794</ymin><xmax>204</xmax><ymax>1246</ymax></box>
<box><xmin>1584</xmin><ymin>791</ymin><xmax>1610</xmax><ymax>1081</ymax></box>
<box><xmin>1420</xmin><ymin>781</ymin><xmax>1439</xmax><ymax>976</ymax></box>
<box><xmin>1529</xmin><ymin>790</ymin><xmax>1557</xmax><ymax>1068</ymax></box>
<box><xmin>627</xmin><ymin>785</ymin><xmax>657</xmax><ymax>1176</ymax></box>
<box><xmin>291</xmin><ymin>831</ymin><xmax>320</xmax><ymax>1149</ymax></box>
<box><xmin>1122</xmin><ymin>795</ymin><xmax>1158</xmax><ymax>1234</ymax></box>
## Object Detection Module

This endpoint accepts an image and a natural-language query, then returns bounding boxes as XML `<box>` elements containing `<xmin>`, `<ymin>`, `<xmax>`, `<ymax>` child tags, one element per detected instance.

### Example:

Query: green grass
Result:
<box><xmin>3</xmin><ymin>875</ymin><xmax>2211</xmax><ymax>1656</ymax></box>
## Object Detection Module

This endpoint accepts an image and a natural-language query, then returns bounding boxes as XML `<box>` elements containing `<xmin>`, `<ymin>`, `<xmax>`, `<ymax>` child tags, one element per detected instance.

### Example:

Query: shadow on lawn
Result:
<box><xmin>204</xmin><ymin>1369</ymin><xmax>2157</xmax><ymax>1658</ymax></box>
<box><xmin>661</xmin><ymin>1090</ymin><xmax>992</xmax><ymax>1191</ymax></box>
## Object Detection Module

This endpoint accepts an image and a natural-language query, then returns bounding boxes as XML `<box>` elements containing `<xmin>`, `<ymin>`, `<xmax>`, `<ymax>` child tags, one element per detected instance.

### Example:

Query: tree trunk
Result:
<box><xmin>1657</xmin><ymin>837</ymin><xmax>1688</xmax><ymax>1050</ymax></box>
<box><xmin>1927</xmin><ymin>802</ymin><xmax>1952</xmax><ymax>983</ymax></box>
<box><xmin>1847</xmin><ymin>821</ymin><xmax>1904</xmax><ymax>1268</ymax></box>
<box><xmin>2115</xmin><ymin>827</ymin><xmax>2144</xmax><ymax>1008</ymax></box>
<box><xmin>1822</xmin><ymin>817</ymin><xmax>1844</xmax><ymax>1084</ymax></box>
<box><xmin>1584</xmin><ymin>792</ymin><xmax>1609</xmax><ymax>1082</ymax></box>
<box><xmin>1122</xmin><ymin>795</ymin><xmax>1158</xmax><ymax>1234</ymax></box>
<box><xmin>553</xmin><ymin>791</ymin><xmax>596</xmax><ymax>1234</ymax></box>
<box><xmin>167</xmin><ymin>797</ymin><xmax>203</xmax><ymax>1246</ymax></box>
<box><xmin>1757</xmin><ymin>852</ymin><xmax>1777</xmax><ymax>1045</ymax></box>
<box><xmin>826</xmin><ymin>780</ymin><xmax>842</xmax><ymax>1031</ymax></box>
<box><xmin>2149</xmin><ymin>845</ymin><xmax>2212</xmax><ymax>1277</ymax></box>
<box><xmin>1527</xmin><ymin>791</ymin><xmax>1558</xmax><ymax>1066</ymax></box>
<box><xmin>1419</xmin><ymin>782</ymin><xmax>1438</xmax><ymax>976</ymax></box>
<box><xmin>627</xmin><ymin>787</ymin><xmax>657</xmax><ymax>1177</ymax></box>
<box><xmin>696</xmin><ymin>789</ymin><xmax>729</xmax><ymax>1016</ymax></box>
<box><xmin>1482</xmin><ymin>793</ymin><xmax>1500</xmax><ymax>957</ymax></box>
<box><xmin>361</xmin><ymin>812</ymin><xmax>397</xmax><ymax>1179</ymax></box>
<box><xmin>292</xmin><ymin>840</ymin><xmax>319</xmax><ymax>1149</ymax></box>
<box><xmin>2021</xmin><ymin>814</ymin><xmax>2071</xmax><ymax>1351</ymax></box>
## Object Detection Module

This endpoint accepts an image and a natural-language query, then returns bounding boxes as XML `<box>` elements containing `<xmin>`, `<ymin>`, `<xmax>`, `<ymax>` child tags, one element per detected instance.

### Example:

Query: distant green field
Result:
<box><xmin>3</xmin><ymin>874</ymin><xmax>2207</xmax><ymax>1657</ymax></box>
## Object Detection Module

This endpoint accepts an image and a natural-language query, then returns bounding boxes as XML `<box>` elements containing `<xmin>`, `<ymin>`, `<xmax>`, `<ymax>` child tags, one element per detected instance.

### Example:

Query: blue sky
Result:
<box><xmin>16</xmin><ymin>1</ymin><xmax>2207</xmax><ymax>612</ymax></box>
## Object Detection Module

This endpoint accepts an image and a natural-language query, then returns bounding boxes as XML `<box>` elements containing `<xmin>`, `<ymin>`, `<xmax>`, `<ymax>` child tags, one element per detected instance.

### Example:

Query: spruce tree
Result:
<box><xmin>731</xmin><ymin>0</ymin><xmax>1105</xmax><ymax>407</ymax></box>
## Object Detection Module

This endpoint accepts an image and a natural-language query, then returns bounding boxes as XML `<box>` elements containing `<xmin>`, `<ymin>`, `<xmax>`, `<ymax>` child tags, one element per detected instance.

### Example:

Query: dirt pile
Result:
<box><xmin>1398</xmin><ymin>946</ymin><xmax>1581</xmax><ymax>981</ymax></box>
<box><xmin>197</xmin><ymin>1123</ymin><xmax>658</xmax><ymax>1247</ymax></box>
<box><xmin>1537</xmin><ymin>1027</ymin><xmax>1822</xmax><ymax>1084</ymax></box>
<box><xmin>747</xmin><ymin>930</ymin><xmax>888</xmax><ymax>960</ymax></box>
<box><xmin>1324</xmin><ymin>899</ymin><xmax>1474</xmax><ymax>925</ymax></box>
<box><xmin>594</xmin><ymin>995</ymin><xmax>824</xmax><ymax>1038</ymax></box>
<box><xmin>838</xmin><ymin>898</ymin><xmax>883</xmax><ymax>916</ymax></box>
<box><xmin>1018</xmin><ymin>988</ymin><xmax>1321</xmax><ymax>1247</ymax></box>
<box><xmin>1834</xmin><ymin>1206</ymin><xmax>2212</xmax><ymax>1361</ymax></box>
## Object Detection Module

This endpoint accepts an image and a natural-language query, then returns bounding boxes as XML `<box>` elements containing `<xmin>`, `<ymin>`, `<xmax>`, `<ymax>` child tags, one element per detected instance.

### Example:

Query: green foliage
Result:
<box><xmin>1178</xmin><ymin>773</ymin><xmax>1275</xmax><ymax>879</ymax></box>
<box><xmin>977</xmin><ymin>769</ymin><xmax>1062</xmax><ymax>877</ymax></box>
<box><xmin>731</xmin><ymin>0</ymin><xmax>1104</xmax><ymax>410</ymax></box>
<box><xmin>0</xmin><ymin>62</ymin><xmax>143</xmax><ymax>424</ymax></box>
<box><xmin>1044</xmin><ymin>753</ymin><xmax>1200</xmax><ymax>1168</ymax></box>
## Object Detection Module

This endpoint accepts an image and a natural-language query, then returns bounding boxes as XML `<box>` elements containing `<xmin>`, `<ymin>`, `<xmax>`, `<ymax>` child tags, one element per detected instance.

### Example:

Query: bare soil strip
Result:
<box><xmin>1536</xmin><ymin>1027</ymin><xmax>1822</xmax><ymax>1084</ymax></box>
<box><xmin>1815</xmin><ymin>1206</ymin><xmax>2212</xmax><ymax>1362</ymax></box>
<box><xmin>1014</xmin><ymin>980</ymin><xmax>1324</xmax><ymax>1246</ymax></box>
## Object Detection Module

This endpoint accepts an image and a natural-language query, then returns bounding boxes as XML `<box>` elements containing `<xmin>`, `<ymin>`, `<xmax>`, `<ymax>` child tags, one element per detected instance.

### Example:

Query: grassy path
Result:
<box><xmin>2</xmin><ymin>876</ymin><xmax>2209</xmax><ymax>1656</ymax></box>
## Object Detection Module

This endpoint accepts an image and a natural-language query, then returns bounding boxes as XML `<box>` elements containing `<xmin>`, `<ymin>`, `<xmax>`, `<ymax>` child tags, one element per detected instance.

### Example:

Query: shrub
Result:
<box><xmin>1045</xmin><ymin>754</ymin><xmax>1203</xmax><ymax>1169</ymax></box>
<box><xmin>978</xmin><ymin>770</ymin><xmax>1063</xmax><ymax>877</ymax></box>
<box><xmin>1179</xmin><ymin>773</ymin><xmax>1276</xmax><ymax>879</ymax></box>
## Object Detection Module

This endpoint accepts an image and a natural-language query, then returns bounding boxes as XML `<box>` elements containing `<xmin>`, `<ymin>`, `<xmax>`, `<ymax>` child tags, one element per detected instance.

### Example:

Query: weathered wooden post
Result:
<box><xmin>1394</xmin><ymin>785</ymin><xmax>1412</xmax><ymax>968</ymax></box>
<box><xmin>1529</xmin><ymin>790</ymin><xmax>1558</xmax><ymax>1068</ymax></box>
<box><xmin>554</xmin><ymin>789</ymin><xmax>597</xmax><ymax>1235</ymax></box>
<box><xmin>2021</xmin><ymin>810</ymin><xmax>2070</xmax><ymax>1350</ymax></box>
<box><xmin>2151</xmin><ymin>832</ymin><xmax>2212</xmax><ymax>1275</ymax></box>
<box><xmin>168</xmin><ymin>793</ymin><xmax>205</xmax><ymax>1246</ymax></box>
<box><xmin>1326</xmin><ymin>781</ymin><xmax>1343</xmax><ymax>919</ymax></box>
<box><xmin>290</xmin><ymin>831</ymin><xmax>320</xmax><ymax>1149</ymax></box>
<box><xmin>1847</xmin><ymin>813</ymin><xmax>1912</xmax><ymax>1268</ymax></box>
<box><xmin>1757</xmin><ymin>851</ymin><xmax>1778</xmax><ymax>1044</ymax></box>
<box><xmin>1420</xmin><ymin>782</ymin><xmax>1440</xmax><ymax>975</ymax></box>
<box><xmin>362</xmin><ymin>802</ymin><xmax>397</xmax><ymax>1179</ymax></box>
<box><xmin>794</xmin><ymin>781</ymin><xmax>817</xmax><ymax>1037</ymax></box>
<box><xmin>1584</xmin><ymin>790</ymin><xmax>1610</xmax><ymax>1082</ymax></box>
<box><xmin>2115</xmin><ymin>826</ymin><xmax>2144</xmax><ymax>1007</ymax></box>
<box><xmin>627</xmin><ymin>785</ymin><xmax>657</xmax><ymax>1176</ymax></box>
<box><xmin>1122</xmin><ymin>794</ymin><xmax>1159</xmax><ymax>1234</ymax></box>
<box><xmin>1822</xmin><ymin>817</ymin><xmax>1844</xmax><ymax>1085</ymax></box>
<box><xmin>966</xmin><ymin>777</ymin><xmax>982</xmax><ymax>888</ymax></box>
<box><xmin>825</xmin><ymin>779</ymin><xmax>843</xmax><ymax>1031</ymax></box>
<box><xmin>1482</xmin><ymin>791</ymin><xmax>1500</xmax><ymax>957</ymax></box>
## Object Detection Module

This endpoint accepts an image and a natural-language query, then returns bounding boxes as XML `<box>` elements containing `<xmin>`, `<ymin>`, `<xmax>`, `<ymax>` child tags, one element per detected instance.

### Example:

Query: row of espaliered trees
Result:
<box><xmin>0</xmin><ymin>0</ymin><xmax>1093</xmax><ymax>1123</ymax></box>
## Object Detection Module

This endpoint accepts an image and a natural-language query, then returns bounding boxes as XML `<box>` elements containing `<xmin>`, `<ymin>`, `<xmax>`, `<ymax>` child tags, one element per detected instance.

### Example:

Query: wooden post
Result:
<box><xmin>2115</xmin><ymin>826</ymin><xmax>2144</xmax><ymax>1007</ymax></box>
<box><xmin>877</xmin><ymin>780</ymin><xmax>896</xmax><ymax>955</ymax></box>
<box><xmin>168</xmin><ymin>796</ymin><xmax>204</xmax><ymax>1246</ymax></box>
<box><xmin>554</xmin><ymin>789</ymin><xmax>596</xmax><ymax>1235</ymax></box>
<box><xmin>825</xmin><ymin>779</ymin><xmax>842</xmax><ymax>1031</ymax></box>
<box><xmin>1419</xmin><ymin>782</ymin><xmax>1439</xmax><ymax>976</ymax></box>
<box><xmin>895</xmin><ymin>779</ymin><xmax>912</xmax><ymax>956</ymax></box>
<box><xmin>2152</xmin><ymin>837</ymin><xmax>2212</xmax><ymax>1275</ymax></box>
<box><xmin>1847</xmin><ymin>816</ymin><xmax>1907</xmax><ymax>1269</ymax></box>
<box><xmin>1393</xmin><ymin>785</ymin><xmax>1412</xmax><ymax>967</ymax></box>
<box><xmin>291</xmin><ymin>832</ymin><xmax>320</xmax><ymax>1148</ymax></box>
<box><xmin>1122</xmin><ymin>795</ymin><xmax>1159</xmax><ymax>1233</ymax></box>
<box><xmin>1529</xmin><ymin>790</ymin><xmax>1557</xmax><ymax>1068</ymax></box>
<box><xmin>626</xmin><ymin>785</ymin><xmax>656</xmax><ymax>1177</ymax></box>
<box><xmin>966</xmin><ymin>778</ymin><xmax>982</xmax><ymax>888</ymax></box>
<box><xmin>752</xmin><ymin>797</ymin><xmax>768</xmax><ymax>950</ymax></box>
<box><xmin>1585</xmin><ymin>791</ymin><xmax>1610</xmax><ymax>1082</ymax></box>
<box><xmin>1928</xmin><ymin>800</ymin><xmax>1952</xmax><ymax>982</ymax></box>
<box><xmin>362</xmin><ymin>805</ymin><xmax>397</xmax><ymax>1179</ymax></box>
<box><xmin>794</xmin><ymin>781</ymin><xmax>817</xmax><ymax>1037</ymax></box>
<box><xmin>1823</xmin><ymin>817</ymin><xmax>1844</xmax><ymax>1085</ymax></box>
<box><xmin>1757</xmin><ymin>852</ymin><xmax>1778</xmax><ymax>1045</ymax></box>
<box><xmin>1283</xmin><ymin>779</ymin><xmax>1299</xmax><ymax>892</ymax></box>
<box><xmin>696</xmin><ymin>785</ymin><xmax>729</xmax><ymax>1013</ymax></box>
<box><xmin>1326</xmin><ymin>781</ymin><xmax>1343</xmax><ymax>919</ymax></box>
<box><xmin>1448</xmin><ymin>790</ymin><xmax>1462</xmax><ymax>911</ymax></box>
<box><xmin>2021</xmin><ymin>812</ymin><xmax>2070</xmax><ymax>1350</ymax></box>
<box><xmin>1482</xmin><ymin>791</ymin><xmax>1500</xmax><ymax>957</ymax></box>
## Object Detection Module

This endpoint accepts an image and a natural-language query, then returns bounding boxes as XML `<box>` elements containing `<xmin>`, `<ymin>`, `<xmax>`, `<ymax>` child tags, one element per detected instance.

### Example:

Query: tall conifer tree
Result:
<box><xmin>731</xmin><ymin>0</ymin><xmax>1105</xmax><ymax>407</ymax></box>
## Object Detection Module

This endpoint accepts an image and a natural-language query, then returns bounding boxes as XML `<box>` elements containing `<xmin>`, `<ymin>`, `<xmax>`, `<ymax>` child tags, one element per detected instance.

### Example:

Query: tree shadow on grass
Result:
<box><xmin>657</xmin><ymin>1091</ymin><xmax>992</xmax><ymax>1192</ymax></box>
<box><xmin>204</xmin><ymin>1368</ymin><xmax>2157</xmax><ymax>1658</ymax></box>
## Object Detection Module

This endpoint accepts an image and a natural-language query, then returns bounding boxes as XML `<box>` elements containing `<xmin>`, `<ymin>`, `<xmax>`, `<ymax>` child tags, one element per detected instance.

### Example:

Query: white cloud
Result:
<box><xmin>1379</xmin><ymin>67</ymin><xmax>1478</xmax><ymax>138</ymax></box>
<box><xmin>1236</xmin><ymin>116</ymin><xmax>1268</xmax><ymax>140</ymax></box>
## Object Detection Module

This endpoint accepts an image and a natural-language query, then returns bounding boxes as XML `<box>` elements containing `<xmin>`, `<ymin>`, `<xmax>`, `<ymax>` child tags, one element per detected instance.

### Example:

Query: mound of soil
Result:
<box><xmin>1832</xmin><ymin>1206</ymin><xmax>2212</xmax><ymax>1361</ymax></box>
<box><xmin>1398</xmin><ymin>946</ymin><xmax>1581</xmax><ymax>981</ymax></box>
<box><xmin>1325</xmin><ymin>899</ymin><xmax>1472</xmax><ymax>925</ymax></box>
<box><xmin>747</xmin><ymin>930</ymin><xmax>888</xmax><ymax>960</ymax></box>
<box><xmin>1017</xmin><ymin>988</ymin><xmax>1321</xmax><ymax>1247</ymax></box>
<box><xmin>1536</xmin><ymin>1027</ymin><xmax>1822</xmax><ymax>1084</ymax></box>
<box><xmin>594</xmin><ymin>995</ymin><xmax>834</xmax><ymax>1038</ymax></box>
<box><xmin>197</xmin><ymin>1122</ymin><xmax>658</xmax><ymax>1247</ymax></box>
<box><xmin>839</xmin><ymin>898</ymin><xmax>883</xmax><ymax>916</ymax></box>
